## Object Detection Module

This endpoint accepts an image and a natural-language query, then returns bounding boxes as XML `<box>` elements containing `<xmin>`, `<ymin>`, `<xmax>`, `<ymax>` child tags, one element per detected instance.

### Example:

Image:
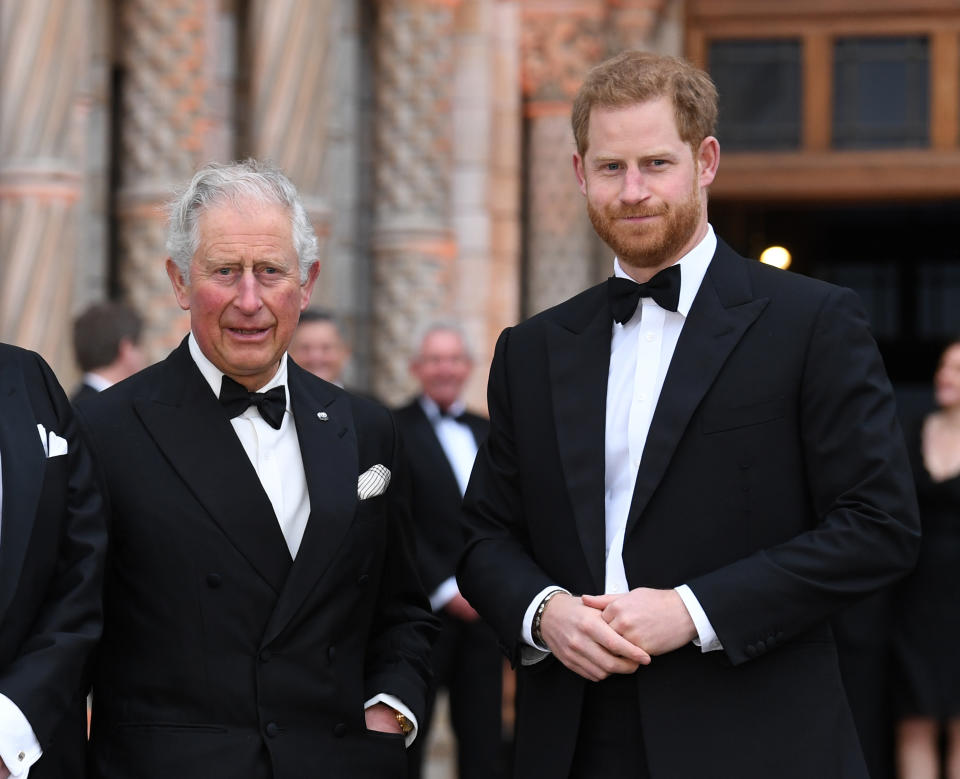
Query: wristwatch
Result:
<box><xmin>394</xmin><ymin>710</ymin><xmax>413</xmax><ymax>736</ymax></box>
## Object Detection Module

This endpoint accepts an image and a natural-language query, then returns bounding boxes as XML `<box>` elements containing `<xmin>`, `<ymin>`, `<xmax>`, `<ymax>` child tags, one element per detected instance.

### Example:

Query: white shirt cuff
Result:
<box><xmin>675</xmin><ymin>584</ymin><xmax>723</xmax><ymax>652</ymax></box>
<box><xmin>429</xmin><ymin>577</ymin><xmax>460</xmax><ymax>612</ymax></box>
<box><xmin>364</xmin><ymin>693</ymin><xmax>418</xmax><ymax>747</ymax></box>
<box><xmin>519</xmin><ymin>586</ymin><xmax>569</xmax><ymax>665</ymax></box>
<box><xmin>0</xmin><ymin>693</ymin><xmax>41</xmax><ymax>777</ymax></box>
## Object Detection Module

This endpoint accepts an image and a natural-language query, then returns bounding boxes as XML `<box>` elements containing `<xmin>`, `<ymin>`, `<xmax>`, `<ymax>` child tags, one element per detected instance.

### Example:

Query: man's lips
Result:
<box><xmin>225</xmin><ymin>326</ymin><xmax>272</xmax><ymax>336</ymax></box>
<box><xmin>615</xmin><ymin>211</ymin><xmax>662</xmax><ymax>220</ymax></box>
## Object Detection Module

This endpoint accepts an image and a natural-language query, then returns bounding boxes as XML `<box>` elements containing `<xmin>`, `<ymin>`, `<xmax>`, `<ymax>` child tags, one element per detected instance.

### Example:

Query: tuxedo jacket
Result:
<box><xmin>76</xmin><ymin>339</ymin><xmax>437</xmax><ymax>779</ymax></box>
<box><xmin>458</xmin><ymin>240</ymin><xmax>920</xmax><ymax>779</ymax></box>
<box><xmin>70</xmin><ymin>382</ymin><xmax>100</xmax><ymax>408</ymax></box>
<box><xmin>394</xmin><ymin>399</ymin><xmax>488</xmax><ymax>595</ymax></box>
<box><xmin>0</xmin><ymin>344</ymin><xmax>105</xmax><ymax>778</ymax></box>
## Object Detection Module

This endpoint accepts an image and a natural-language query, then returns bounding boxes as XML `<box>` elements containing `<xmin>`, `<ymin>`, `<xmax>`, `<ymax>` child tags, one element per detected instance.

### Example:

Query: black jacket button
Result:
<box><xmin>265</xmin><ymin>722</ymin><xmax>280</xmax><ymax>738</ymax></box>
<box><xmin>333</xmin><ymin>723</ymin><xmax>347</xmax><ymax>737</ymax></box>
<box><xmin>206</xmin><ymin>573</ymin><xmax>222</xmax><ymax>588</ymax></box>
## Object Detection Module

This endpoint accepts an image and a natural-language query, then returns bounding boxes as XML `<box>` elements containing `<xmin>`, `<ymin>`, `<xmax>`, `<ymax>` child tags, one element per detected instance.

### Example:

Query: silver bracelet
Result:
<box><xmin>532</xmin><ymin>589</ymin><xmax>565</xmax><ymax>649</ymax></box>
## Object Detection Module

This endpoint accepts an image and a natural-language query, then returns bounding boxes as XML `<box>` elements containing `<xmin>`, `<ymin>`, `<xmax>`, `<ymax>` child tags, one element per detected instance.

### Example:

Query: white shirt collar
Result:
<box><xmin>612</xmin><ymin>223</ymin><xmax>717</xmax><ymax>317</ymax></box>
<box><xmin>187</xmin><ymin>332</ymin><xmax>291</xmax><ymax>412</ymax></box>
<box><xmin>418</xmin><ymin>394</ymin><xmax>466</xmax><ymax>422</ymax></box>
<box><xmin>82</xmin><ymin>372</ymin><xmax>114</xmax><ymax>392</ymax></box>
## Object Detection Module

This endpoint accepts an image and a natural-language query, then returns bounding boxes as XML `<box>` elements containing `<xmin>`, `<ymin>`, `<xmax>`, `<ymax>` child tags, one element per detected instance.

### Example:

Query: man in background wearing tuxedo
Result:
<box><xmin>395</xmin><ymin>324</ymin><xmax>502</xmax><ymax>779</ymax></box>
<box><xmin>70</xmin><ymin>302</ymin><xmax>145</xmax><ymax>406</ymax></box>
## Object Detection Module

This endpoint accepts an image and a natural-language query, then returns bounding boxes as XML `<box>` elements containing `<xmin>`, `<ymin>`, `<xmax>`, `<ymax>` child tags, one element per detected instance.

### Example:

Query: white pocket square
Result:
<box><xmin>37</xmin><ymin>423</ymin><xmax>69</xmax><ymax>458</ymax></box>
<box><xmin>357</xmin><ymin>464</ymin><xmax>391</xmax><ymax>500</ymax></box>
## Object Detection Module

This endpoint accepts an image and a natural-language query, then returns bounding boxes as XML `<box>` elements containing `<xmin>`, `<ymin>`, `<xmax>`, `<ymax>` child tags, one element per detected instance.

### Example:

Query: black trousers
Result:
<box><xmin>407</xmin><ymin>613</ymin><xmax>504</xmax><ymax>779</ymax></box>
<box><xmin>569</xmin><ymin>673</ymin><xmax>651</xmax><ymax>779</ymax></box>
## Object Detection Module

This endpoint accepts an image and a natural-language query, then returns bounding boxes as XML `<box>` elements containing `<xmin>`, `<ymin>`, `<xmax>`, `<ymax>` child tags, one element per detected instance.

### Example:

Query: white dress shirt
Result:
<box><xmin>0</xmin><ymin>436</ymin><xmax>44</xmax><ymax>777</ymax></box>
<box><xmin>418</xmin><ymin>396</ymin><xmax>479</xmax><ymax>611</ymax></box>
<box><xmin>188</xmin><ymin>335</ymin><xmax>419</xmax><ymax>743</ymax></box>
<box><xmin>522</xmin><ymin>225</ymin><xmax>722</xmax><ymax>659</ymax></box>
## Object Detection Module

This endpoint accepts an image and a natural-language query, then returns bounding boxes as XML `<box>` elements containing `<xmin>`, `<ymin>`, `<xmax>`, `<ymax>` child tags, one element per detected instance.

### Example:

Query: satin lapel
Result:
<box><xmin>133</xmin><ymin>344</ymin><xmax>292</xmax><ymax>593</ymax></box>
<box><xmin>0</xmin><ymin>358</ymin><xmax>46</xmax><ymax>621</ymax></box>
<box><xmin>624</xmin><ymin>246</ymin><xmax>769</xmax><ymax>538</ymax></box>
<box><xmin>264</xmin><ymin>364</ymin><xmax>356</xmax><ymax>644</ymax></box>
<box><xmin>546</xmin><ymin>286</ymin><xmax>612</xmax><ymax>594</ymax></box>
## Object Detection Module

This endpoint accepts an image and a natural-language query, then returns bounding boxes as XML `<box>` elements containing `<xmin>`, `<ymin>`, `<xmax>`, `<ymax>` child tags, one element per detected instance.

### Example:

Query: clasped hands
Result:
<box><xmin>538</xmin><ymin>588</ymin><xmax>697</xmax><ymax>682</ymax></box>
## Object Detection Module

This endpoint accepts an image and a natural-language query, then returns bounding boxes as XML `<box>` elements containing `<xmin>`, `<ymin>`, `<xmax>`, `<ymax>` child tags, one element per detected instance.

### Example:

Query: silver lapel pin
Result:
<box><xmin>317</xmin><ymin>411</ymin><xmax>329</xmax><ymax>422</ymax></box>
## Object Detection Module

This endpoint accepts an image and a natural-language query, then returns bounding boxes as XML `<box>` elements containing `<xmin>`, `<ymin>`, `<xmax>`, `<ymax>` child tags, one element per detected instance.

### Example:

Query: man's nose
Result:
<box><xmin>620</xmin><ymin>169</ymin><xmax>648</xmax><ymax>204</ymax></box>
<box><xmin>234</xmin><ymin>269</ymin><xmax>262</xmax><ymax>312</ymax></box>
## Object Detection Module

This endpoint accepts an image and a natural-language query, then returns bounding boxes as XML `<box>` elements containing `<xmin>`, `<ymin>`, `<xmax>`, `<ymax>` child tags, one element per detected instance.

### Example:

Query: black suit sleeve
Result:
<box><xmin>362</xmin><ymin>411</ymin><xmax>439</xmax><ymax>719</ymax></box>
<box><xmin>0</xmin><ymin>352</ymin><xmax>106</xmax><ymax>746</ymax></box>
<box><xmin>689</xmin><ymin>286</ymin><xmax>920</xmax><ymax>664</ymax></box>
<box><xmin>458</xmin><ymin>329</ymin><xmax>555</xmax><ymax>662</ymax></box>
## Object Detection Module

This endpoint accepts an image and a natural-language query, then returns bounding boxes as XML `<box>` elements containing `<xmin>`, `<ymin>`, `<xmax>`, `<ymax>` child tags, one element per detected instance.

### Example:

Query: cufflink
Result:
<box><xmin>18</xmin><ymin>752</ymin><xmax>25</xmax><ymax>761</ymax></box>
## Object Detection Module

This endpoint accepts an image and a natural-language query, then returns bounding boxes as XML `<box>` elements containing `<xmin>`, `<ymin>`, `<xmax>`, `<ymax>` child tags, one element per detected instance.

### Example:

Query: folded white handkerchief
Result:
<box><xmin>37</xmin><ymin>424</ymin><xmax>69</xmax><ymax>458</ymax></box>
<box><xmin>357</xmin><ymin>464</ymin><xmax>391</xmax><ymax>500</ymax></box>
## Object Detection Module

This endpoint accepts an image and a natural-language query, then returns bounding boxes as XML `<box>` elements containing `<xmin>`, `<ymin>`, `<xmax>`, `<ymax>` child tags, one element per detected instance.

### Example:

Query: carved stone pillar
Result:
<box><xmin>520</xmin><ymin>4</ymin><xmax>607</xmax><ymax>315</ymax></box>
<box><xmin>371</xmin><ymin>0</ymin><xmax>459</xmax><ymax>404</ymax></box>
<box><xmin>113</xmin><ymin>0</ymin><xmax>231</xmax><ymax>360</ymax></box>
<box><xmin>0</xmin><ymin>0</ymin><xmax>88</xmax><ymax>372</ymax></box>
<box><xmin>246</xmin><ymin>0</ymin><xmax>334</xmax><ymax>272</ymax></box>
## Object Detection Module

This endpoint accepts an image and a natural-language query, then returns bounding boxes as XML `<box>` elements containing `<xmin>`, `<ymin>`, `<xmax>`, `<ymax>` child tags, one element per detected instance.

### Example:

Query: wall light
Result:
<box><xmin>760</xmin><ymin>245</ymin><xmax>792</xmax><ymax>270</ymax></box>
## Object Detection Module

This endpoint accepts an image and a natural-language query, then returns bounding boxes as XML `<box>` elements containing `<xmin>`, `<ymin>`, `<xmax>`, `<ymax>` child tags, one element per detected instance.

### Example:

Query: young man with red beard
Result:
<box><xmin>456</xmin><ymin>50</ymin><xmax>920</xmax><ymax>779</ymax></box>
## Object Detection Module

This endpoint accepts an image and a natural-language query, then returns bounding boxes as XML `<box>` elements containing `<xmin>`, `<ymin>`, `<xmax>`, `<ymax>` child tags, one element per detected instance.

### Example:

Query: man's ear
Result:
<box><xmin>697</xmin><ymin>136</ymin><xmax>720</xmax><ymax>188</ymax></box>
<box><xmin>573</xmin><ymin>152</ymin><xmax>588</xmax><ymax>196</ymax></box>
<box><xmin>299</xmin><ymin>262</ymin><xmax>321</xmax><ymax>310</ymax></box>
<box><xmin>166</xmin><ymin>258</ymin><xmax>191</xmax><ymax>311</ymax></box>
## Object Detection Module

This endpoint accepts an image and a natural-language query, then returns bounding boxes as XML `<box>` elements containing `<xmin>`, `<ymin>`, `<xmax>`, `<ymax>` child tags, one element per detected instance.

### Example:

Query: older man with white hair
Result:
<box><xmin>76</xmin><ymin>159</ymin><xmax>437</xmax><ymax>779</ymax></box>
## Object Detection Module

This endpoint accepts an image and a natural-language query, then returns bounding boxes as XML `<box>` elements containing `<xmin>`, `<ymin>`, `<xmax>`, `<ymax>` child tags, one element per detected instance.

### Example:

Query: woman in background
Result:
<box><xmin>895</xmin><ymin>339</ymin><xmax>960</xmax><ymax>779</ymax></box>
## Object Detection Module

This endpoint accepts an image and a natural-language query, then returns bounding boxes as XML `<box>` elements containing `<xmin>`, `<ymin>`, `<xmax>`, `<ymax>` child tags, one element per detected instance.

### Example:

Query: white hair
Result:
<box><xmin>165</xmin><ymin>159</ymin><xmax>318</xmax><ymax>282</ymax></box>
<box><xmin>411</xmin><ymin>321</ymin><xmax>474</xmax><ymax>362</ymax></box>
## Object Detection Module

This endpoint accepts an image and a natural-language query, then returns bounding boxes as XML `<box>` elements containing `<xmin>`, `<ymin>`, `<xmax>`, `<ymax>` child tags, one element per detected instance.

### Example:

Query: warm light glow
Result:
<box><xmin>760</xmin><ymin>245</ymin><xmax>792</xmax><ymax>269</ymax></box>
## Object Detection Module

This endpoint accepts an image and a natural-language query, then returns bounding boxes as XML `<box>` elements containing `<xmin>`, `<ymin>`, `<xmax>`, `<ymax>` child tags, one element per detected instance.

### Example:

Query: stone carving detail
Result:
<box><xmin>114</xmin><ymin>0</ymin><xmax>221</xmax><ymax>363</ymax></box>
<box><xmin>371</xmin><ymin>0</ymin><xmax>458</xmax><ymax>403</ymax></box>
<box><xmin>520</xmin><ymin>9</ymin><xmax>607</xmax><ymax>102</ymax></box>
<box><xmin>117</xmin><ymin>0</ymin><xmax>213</xmax><ymax>184</ymax></box>
<box><xmin>0</xmin><ymin>0</ymin><xmax>87</xmax><ymax>368</ymax></box>
<box><xmin>373</xmin><ymin>0</ymin><xmax>455</xmax><ymax>228</ymax></box>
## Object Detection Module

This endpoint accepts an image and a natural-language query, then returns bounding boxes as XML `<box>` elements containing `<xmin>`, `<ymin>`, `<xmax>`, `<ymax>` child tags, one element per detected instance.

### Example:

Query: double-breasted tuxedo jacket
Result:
<box><xmin>458</xmin><ymin>240</ymin><xmax>920</xmax><ymax>779</ymax></box>
<box><xmin>0</xmin><ymin>344</ymin><xmax>105</xmax><ymax>779</ymax></box>
<box><xmin>76</xmin><ymin>339</ymin><xmax>437</xmax><ymax>779</ymax></box>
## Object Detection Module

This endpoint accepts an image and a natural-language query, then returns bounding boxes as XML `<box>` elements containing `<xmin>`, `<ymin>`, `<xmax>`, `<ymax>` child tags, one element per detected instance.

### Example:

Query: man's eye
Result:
<box><xmin>604</xmin><ymin>163</ymin><xmax>621</xmax><ymax>171</ymax></box>
<box><xmin>216</xmin><ymin>268</ymin><xmax>234</xmax><ymax>276</ymax></box>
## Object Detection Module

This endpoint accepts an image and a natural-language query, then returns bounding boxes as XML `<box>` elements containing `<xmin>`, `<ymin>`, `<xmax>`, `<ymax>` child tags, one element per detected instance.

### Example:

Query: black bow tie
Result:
<box><xmin>218</xmin><ymin>375</ymin><xmax>286</xmax><ymax>430</ymax></box>
<box><xmin>607</xmin><ymin>265</ymin><xmax>681</xmax><ymax>324</ymax></box>
<box><xmin>437</xmin><ymin>407</ymin><xmax>465</xmax><ymax>422</ymax></box>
